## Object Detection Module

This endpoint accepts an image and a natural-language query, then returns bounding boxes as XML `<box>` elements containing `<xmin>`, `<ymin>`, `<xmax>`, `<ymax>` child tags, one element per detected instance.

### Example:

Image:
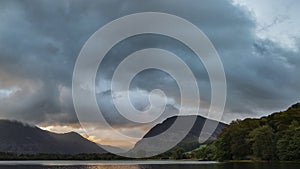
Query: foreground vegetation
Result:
<box><xmin>190</xmin><ymin>103</ymin><xmax>300</xmax><ymax>161</ymax></box>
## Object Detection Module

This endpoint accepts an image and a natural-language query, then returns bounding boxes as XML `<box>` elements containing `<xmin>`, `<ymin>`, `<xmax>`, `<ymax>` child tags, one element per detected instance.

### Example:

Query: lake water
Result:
<box><xmin>0</xmin><ymin>161</ymin><xmax>299</xmax><ymax>169</ymax></box>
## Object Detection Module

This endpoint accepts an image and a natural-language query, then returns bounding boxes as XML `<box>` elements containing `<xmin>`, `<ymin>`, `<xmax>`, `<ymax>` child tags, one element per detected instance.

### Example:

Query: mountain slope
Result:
<box><xmin>131</xmin><ymin>115</ymin><xmax>226</xmax><ymax>156</ymax></box>
<box><xmin>0</xmin><ymin>120</ymin><xmax>106</xmax><ymax>154</ymax></box>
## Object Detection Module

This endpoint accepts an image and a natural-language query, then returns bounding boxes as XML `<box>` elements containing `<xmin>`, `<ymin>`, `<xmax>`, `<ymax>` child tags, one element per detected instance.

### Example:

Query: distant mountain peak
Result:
<box><xmin>130</xmin><ymin>115</ymin><xmax>226</xmax><ymax>156</ymax></box>
<box><xmin>0</xmin><ymin>119</ymin><xmax>107</xmax><ymax>154</ymax></box>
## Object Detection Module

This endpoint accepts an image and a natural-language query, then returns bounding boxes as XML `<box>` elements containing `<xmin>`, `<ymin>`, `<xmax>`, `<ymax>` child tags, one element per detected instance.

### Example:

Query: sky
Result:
<box><xmin>0</xmin><ymin>0</ymin><xmax>300</xmax><ymax>149</ymax></box>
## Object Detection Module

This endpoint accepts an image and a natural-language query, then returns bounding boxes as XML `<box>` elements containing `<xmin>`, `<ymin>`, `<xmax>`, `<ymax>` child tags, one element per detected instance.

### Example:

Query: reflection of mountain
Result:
<box><xmin>130</xmin><ymin>115</ymin><xmax>226</xmax><ymax>156</ymax></box>
<box><xmin>0</xmin><ymin>120</ymin><xmax>107</xmax><ymax>154</ymax></box>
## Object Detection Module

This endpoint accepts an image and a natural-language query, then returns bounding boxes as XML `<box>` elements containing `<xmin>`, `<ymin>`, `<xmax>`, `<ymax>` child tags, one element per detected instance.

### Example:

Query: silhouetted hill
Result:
<box><xmin>131</xmin><ymin>115</ymin><xmax>226</xmax><ymax>156</ymax></box>
<box><xmin>0</xmin><ymin>120</ymin><xmax>107</xmax><ymax>154</ymax></box>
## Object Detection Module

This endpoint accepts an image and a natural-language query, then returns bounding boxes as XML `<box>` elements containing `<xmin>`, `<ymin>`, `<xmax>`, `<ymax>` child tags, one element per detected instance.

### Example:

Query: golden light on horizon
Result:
<box><xmin>38</xmin><ymin>124</ymin><xmax>143</xmax><ymax>150</ymax></box>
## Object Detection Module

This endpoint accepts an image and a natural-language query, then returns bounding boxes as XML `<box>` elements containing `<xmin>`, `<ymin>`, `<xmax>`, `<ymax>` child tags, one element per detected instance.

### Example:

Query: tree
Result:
<box><xmin>215</xmin><ymin>119</ymin><xmax>260</xmax><ymax>160</ymax></box>
<box><xmin>171</xmin><ymin>148</ymin><xmax>185</xmax><ymax>159</ymax></box>
<box><xmin>214</xmin><ymin>126</ymin><xmax>233</xmax><ymax>161</ymax></box>
<box><xmin>277</xmin><ymin>121</ymin><xmax>300</xmax><ymax>161</ymax></box>
<box><xmin>247</xmin><ymin>125</ymin><xmax>276</xmax><ymax>160</ymax></box>
<box><xmin>193</xmin><ymin>144</ymin><xmax>218</xmax><ymax>161</ymax></box>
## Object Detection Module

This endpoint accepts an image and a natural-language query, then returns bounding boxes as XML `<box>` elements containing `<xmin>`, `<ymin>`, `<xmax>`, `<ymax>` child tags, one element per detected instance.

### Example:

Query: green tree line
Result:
<box><xmin>191</xmin><ymin>103</ymin><xmax>300</xmax><ymax>161</ymax></box>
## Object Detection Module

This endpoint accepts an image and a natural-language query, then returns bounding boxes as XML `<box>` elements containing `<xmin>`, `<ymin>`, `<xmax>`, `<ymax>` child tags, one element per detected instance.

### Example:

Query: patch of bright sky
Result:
<box><xmin>39</xmin><ymin>124</ymin><xmax>140</xmax><ymax>149</ymax></box>
<box><xmin>233</xmin><ymin>0</ymin><xmax>300</xmax><ymax>52</ymax></box>
<box><xmin>0</xmin><ymin>88</ymin><xmax>19</xmax><ymax>99</ymax></box>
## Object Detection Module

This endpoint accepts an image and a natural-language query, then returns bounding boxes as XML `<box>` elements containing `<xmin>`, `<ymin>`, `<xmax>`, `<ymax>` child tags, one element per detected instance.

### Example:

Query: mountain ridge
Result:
<box><xmin>0</xmin><ymin>119</ymin><xmax>107</xmax><ymax>154</ymax></box>
<box><xmin>130</xmin><ymin>115</ymin><xmax>227</xmax><ymax>157</ymax></box>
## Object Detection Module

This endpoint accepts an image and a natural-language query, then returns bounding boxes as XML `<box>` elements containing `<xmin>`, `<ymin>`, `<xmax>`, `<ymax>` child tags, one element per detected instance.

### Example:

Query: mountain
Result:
<box><xmin>130</xmin><ymin>115</ymin><xmax>226</xmax><ymax>157</ymax></box>
<box><xmin>0</xmin><ymin>120</ymin><xmax>107</xmax><ymax>154</ymax></box>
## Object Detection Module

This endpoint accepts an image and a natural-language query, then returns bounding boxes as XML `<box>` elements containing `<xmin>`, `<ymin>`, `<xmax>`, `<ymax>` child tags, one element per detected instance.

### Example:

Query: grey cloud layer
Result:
<box><xmin>0</xmin><ymin>0</ymin><xmax>299</xmax><ymax>126</ymax></box>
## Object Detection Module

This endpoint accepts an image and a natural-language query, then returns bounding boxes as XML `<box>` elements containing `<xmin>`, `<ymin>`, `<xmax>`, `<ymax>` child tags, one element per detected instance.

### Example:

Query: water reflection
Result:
<box><xmin>0</xmin><ymin>165</ymin><xmax>140</xmax><ymax>169</ymax></box>
<box><xmin>0</xmin><ymin>162</ymin><xmax>300</xmax><ymax>169</ymax></box>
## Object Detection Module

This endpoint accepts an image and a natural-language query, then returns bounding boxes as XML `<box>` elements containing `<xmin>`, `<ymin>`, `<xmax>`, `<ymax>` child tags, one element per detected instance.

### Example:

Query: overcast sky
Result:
<box><xmin>0</xmin><ymin>0</ymin><xmax>299</xmax><ymax>148</ymax></box>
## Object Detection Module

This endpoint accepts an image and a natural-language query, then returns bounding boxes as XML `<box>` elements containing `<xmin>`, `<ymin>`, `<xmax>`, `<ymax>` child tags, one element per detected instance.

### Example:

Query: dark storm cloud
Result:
<box><xmin>95</xmin><ymin>89</ymin><xmax>179</xmax><ymax>129</ymax></box>
<box><xmin>0</xmin><ymin>0</ymin><xmax>299</xmax><ymax>126</ymax></box>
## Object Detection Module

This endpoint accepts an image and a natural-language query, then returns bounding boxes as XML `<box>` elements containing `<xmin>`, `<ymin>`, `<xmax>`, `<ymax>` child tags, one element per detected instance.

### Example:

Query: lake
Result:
<box><xmin>0</xmin><ymin>161</ymin><xmax>299</xmax><ymax>169</ymax></box>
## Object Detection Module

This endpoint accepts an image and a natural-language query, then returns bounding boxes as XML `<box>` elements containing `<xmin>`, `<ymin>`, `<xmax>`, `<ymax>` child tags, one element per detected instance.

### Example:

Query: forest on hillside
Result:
<box><xmin>190</xmin><ymin>103</ymin><xmax>300</xmax><ymax>161</ymax></box>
